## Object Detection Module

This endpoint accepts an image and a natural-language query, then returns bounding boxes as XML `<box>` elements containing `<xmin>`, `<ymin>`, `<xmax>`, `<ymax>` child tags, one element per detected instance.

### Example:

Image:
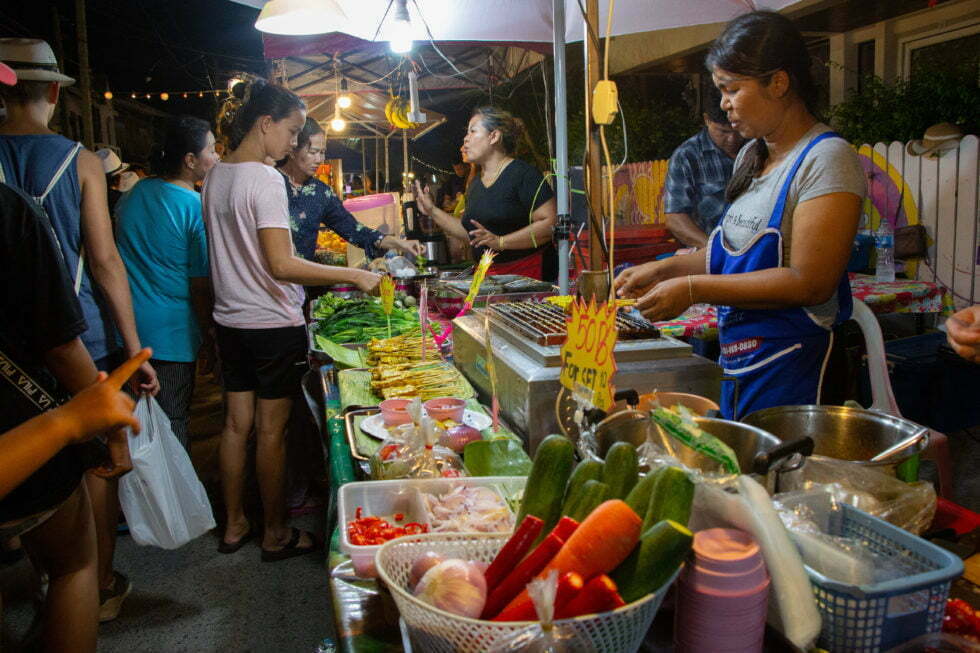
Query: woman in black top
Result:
<box><xmin>415</xmin><ymin>106</ymin><xmax>556</xmax><ymax>280</ymax></box>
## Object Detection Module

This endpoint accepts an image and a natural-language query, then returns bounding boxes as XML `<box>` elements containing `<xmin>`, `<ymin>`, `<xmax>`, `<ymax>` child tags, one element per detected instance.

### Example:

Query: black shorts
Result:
<box><xmin>215</xmin><ymin>325</ymin><xmax>307</xmax><ymax>399</ymax></box>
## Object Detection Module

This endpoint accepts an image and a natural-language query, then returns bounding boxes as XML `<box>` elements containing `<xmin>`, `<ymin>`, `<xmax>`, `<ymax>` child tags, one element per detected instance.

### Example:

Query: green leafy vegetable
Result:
<box><xmin>311</xmin><ymin>296</ymin><xmax>419</xmax><ymax>343</ymax></box>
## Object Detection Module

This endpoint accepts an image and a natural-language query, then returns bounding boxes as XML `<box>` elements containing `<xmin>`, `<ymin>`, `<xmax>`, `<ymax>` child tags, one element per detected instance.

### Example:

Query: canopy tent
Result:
<box><xmin>230</xmin><ymin>0</ymin><xmax>809</xmax><ymax>291</ymax></box>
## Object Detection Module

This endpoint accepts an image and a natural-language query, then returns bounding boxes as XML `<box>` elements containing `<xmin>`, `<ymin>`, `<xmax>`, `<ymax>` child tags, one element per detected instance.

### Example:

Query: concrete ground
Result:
<box><xmin>1</xmin><ymin>376</ymin><xmax>335</xmax><ymax>653</ymax></box>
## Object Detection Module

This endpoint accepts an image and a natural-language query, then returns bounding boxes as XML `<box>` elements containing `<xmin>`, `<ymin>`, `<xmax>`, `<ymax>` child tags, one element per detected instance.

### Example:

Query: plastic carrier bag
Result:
<box><xmin>118</xmin><ymin>396</ymin><xmax>216</xmax><ymax>549</ymax></box>
<box><xmin>369</xmin><ymin>400</ymin><xmax>465</xmax><ymax>480</ymax></box>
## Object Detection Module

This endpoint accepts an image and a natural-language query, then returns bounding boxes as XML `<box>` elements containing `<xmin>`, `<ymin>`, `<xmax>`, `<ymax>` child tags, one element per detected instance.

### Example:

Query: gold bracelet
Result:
<box><xmin>687</xmin><ymin>275</ymin><xmax>695</xmax><ymax>305</ymax></box>
<box><xmin>498</xmin><ymin>235</ymin><xmax>505</xmax><ymax>251</ymax></box>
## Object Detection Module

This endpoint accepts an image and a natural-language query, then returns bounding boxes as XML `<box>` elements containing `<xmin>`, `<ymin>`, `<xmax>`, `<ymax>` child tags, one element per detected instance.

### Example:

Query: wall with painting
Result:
<box><xmin>609</xmin><ymin>135</ymin><xmax>979</xmax><ymax>308</ymax></box>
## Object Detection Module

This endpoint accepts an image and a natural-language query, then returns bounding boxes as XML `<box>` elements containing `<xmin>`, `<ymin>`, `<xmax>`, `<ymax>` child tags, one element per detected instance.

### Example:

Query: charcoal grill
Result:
<box><xmin>489</xmin><ymin>301</ymin><xmax>659</xmax><ymax>346</ymax></box>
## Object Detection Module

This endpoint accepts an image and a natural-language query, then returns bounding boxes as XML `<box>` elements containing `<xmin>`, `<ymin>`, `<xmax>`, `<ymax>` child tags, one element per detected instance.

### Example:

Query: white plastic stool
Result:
<box><xmin>850</xmin><ymin>300</ymin><xmax>953</xmax><ymax>497</ymax></box>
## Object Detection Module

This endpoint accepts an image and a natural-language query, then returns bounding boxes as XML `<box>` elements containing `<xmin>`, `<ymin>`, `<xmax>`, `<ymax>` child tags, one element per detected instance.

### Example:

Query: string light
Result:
<box><xmin>160</xmin><ymin>92</ymin><xmax>169</xmax><ymax>101</ymax></box>
<box><xmin>111</xmin><ymin>88</ymin><xmax>226</xmax><ymax>100</ymax></box>
<box><xmin>103</xmin><ymin>91</ymin><xmax>113</xmax><ymax>100</ymax></box>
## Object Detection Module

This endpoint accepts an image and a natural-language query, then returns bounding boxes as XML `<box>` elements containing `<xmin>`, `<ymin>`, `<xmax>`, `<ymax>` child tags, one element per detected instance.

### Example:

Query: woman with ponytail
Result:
<box><xmin>615</xmin><ymin>11</ymin><xmax>866</xmax><ymax>420</ymax></box>
<box><xmin>116</xmin><ymin>116</ymin><xmax>219</xmax><ymax>451</ymax></box>
<box><xmin>204</xmin><ymin>79</ymin><xmax>380</xmax><ymax>561</ymax></box>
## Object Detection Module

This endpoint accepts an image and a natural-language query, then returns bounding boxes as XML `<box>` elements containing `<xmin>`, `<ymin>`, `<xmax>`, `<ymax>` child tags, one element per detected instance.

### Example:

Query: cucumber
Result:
<box><xmin>515</xmin><ymin>434</ymin><xmax>576</xmax><ymax>538</ymax></box>
<box><xmin>564</xmin><ymin>480</ymin><xmax>609</xmax><ymax>523</ymax></box>
<box><xmin>612</xmin><ymin>519</ymin><xmax>693</xmax><ymax>603</ymax></box>
<box><xmin>624</xmin><ymin>468</ymin><xmax>663</xmax><ymax>516</ymax></box>
<box><xmin>602</xmin><ymin>441</ymin><xmax>639</xmax><ymax>500</ymax></box>
<box><xmin>643</xmin><ymin>466</ymin><xmax>694</xmax><ymax>531</ymax></box>
<box><xmin>562</xmin><ymin>459</ymin><xmax>604</xmax><ymax>514</ymax></box>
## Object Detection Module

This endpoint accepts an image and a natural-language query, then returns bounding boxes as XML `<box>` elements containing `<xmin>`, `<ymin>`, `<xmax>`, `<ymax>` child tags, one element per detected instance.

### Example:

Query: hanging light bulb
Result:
<box><xmin>255</xmin><ymin>0</ymin><xmax>347</xmax><ymax>36</ymax></box>
<box><xmin>160</xmin><ymin>92</ymin><xmax>170</xmax><ymax>101</ymax></box>
<box><xmin>330</xmin><ymin>103</ymin><xmax>346</xmax><ymax>132</ymax></box>
<box><xmin>104</xmin><ymin>91</ymin><xmax>113</xmax><ymax>100</ymax></box>
<box><xmin>198</xmin><ymin>91</ymin><xmax>204</xmax><ymax>98</ymax></box>
<box><xmin>337</xmin><ymin>78</ymin><xmax>351</xmax><ymax>109</ymax></box>
<box><xmin>182</xmin><ymin>92</ymin><xmax>188</xmax><ymax>99</ymax></box>
<box><xmin>131</xmin><ymin>93</ymin><xmax>137</xmax><ymax>99</ymax></box>
<box><xmin>388</xmin><ymin>0</ymin><xmax>413</xmax><ymax>54</ymax></box>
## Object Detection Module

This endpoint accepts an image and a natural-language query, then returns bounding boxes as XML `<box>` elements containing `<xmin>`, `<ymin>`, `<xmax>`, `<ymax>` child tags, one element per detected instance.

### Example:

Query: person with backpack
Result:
<box><xmin>0</xmin><ymin>37</ymin><xmax>158</xmax><ymax>623</ymax></box>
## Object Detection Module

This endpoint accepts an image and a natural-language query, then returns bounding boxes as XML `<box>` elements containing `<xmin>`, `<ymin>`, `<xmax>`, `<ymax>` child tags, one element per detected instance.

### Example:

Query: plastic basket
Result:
<box><xmin>805</xmin><ymin>502</ymin><xmax>964</xmax><ymax>653</ymax></box>
<box><xmin>376</xmin><ymin>532</ymin><xmax>678</xmax><ymax>653</ymax></box>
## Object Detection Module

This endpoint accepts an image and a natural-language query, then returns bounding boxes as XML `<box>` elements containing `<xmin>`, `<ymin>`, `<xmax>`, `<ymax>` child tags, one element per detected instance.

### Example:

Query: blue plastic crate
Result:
<box><xmin>805</xmin><ymin>503</ymin><xmax>963</xmax><ymax>652</ymax></box>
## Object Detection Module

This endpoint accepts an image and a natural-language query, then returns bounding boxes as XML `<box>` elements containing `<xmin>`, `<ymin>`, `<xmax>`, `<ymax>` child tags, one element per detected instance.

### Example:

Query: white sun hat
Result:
<box><xmin>0</xmin><ymin>38</ymin><xmax>75</xmax><ymax>86</ymax></box>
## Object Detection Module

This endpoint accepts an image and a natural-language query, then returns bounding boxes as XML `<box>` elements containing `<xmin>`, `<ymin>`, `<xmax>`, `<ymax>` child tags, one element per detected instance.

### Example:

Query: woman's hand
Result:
<box><xmin>614</xmin><ymin>260</ymin><xmax>668</xmax><ymax>298</ymax></box>
<box><xmin>353</xmin><ymin>270</ymin><xmax>383</xmax><ymax>296</ymax></box>
<box><xmin>413</xmin><ymin>180</ymin><xmax>435</xmax><ymax>215</ymax></box>
<box><xmin>468</xmin><ymin>220</ymin><xmax>502</xmax><ymax>250</ymax></box>
<box><xmin>946</xmin><ymin>305</ymin><xmax>980</xmax><ymax>364</ymax></box>
<box><xmin>634</xmin><ymin>277</ymin><xmax>692</xmax><ymax>322</ymax></box>
<box><xmin>386</xmin><ymin>237</ymin><xmax>424</xmax><ymax>257</ymax></box>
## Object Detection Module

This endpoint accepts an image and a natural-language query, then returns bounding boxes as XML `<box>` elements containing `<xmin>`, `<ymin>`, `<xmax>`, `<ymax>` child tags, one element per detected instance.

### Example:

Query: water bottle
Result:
<box><xmin>875</xmin><ymin>219</ymin><xmax>895</xmax><ymax>282</ymax></box>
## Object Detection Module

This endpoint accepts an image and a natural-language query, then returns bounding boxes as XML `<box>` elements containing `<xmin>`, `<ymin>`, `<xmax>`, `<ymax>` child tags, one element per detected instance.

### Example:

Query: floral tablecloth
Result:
<box><xmin>654</xmin><ymin>274</ymin><xmax>954</xmax><ymax>340</ymax></box>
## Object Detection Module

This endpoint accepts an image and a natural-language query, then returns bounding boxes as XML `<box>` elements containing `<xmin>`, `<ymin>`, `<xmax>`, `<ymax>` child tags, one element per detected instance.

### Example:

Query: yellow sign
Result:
<box><xmin>379</xmin><ymin>275</ymin><xmax>395</xmax><ymax>315</ymax></box>
<box><xmin>559</xmin><ymin>298</ymin><xmax>618</xmax><ymax>411</ymax></box>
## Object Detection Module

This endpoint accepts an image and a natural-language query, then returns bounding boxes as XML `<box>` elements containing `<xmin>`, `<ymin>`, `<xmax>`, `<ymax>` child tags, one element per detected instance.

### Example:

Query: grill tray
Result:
<box><xmin>488</xmin><ymin>301</ymin><xmax>659</xmax><ymax>346</ymax></box>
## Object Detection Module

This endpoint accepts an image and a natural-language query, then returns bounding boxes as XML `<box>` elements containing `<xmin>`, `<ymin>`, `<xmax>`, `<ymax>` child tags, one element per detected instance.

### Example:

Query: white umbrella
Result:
<box><xmin>230</xmin><ymin>0</ymin><xmax>806</xmax><ymax>290</ymax></box>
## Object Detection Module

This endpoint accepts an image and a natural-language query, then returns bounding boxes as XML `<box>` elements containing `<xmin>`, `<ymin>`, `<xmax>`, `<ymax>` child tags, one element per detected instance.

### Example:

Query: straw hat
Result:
<box><xmin>0</xmin><ymin>61</ymin><xmax>15</xmax><ymax>86</ymax></box>
<box><xmin>907</xmin><ymin>122</ymin><xmax>964</xmax><ymax>157</ymax></box>
<box><xmin>95</xmin><ymin>148</ymin><xmax>129</xmax><ymax>176</ymax></box>
<box><xmin>0</xmin><ymin>38</ymin><xmax>75</xmax><ymax>85</ymax></box>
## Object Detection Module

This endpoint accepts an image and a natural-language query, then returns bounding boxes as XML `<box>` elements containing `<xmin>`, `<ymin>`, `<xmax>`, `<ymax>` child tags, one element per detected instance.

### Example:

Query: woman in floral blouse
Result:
<box><xmin>277</xmin><ymin>118</ymin><xmax>421</xmax><ymax>261</ymax></box>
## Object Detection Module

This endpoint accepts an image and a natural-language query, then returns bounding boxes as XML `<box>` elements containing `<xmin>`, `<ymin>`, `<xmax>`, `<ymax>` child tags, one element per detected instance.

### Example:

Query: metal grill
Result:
<box><xmin>489</xmin><ymin>301</ymin><xmax>659</xmax><ymax>346</ymax></box>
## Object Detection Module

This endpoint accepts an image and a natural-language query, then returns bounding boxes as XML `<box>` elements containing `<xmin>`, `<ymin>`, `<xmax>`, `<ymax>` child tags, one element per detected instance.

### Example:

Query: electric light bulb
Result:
<box><xmin>388</xmin><ymin>18</ymin><xmax>413</xmax><ymax>54</ymax></box>
<box><xmin>337</xmin><ymin>94</ymin><xmax>352</xmax><ymax>109</ymax></box>
<box><xmin>160</xmin><ymin>92</ymin><xmax>169</xmax><ymax>101</ymax></box>
<box><xmin>131</xmin><ymin>93</ymin><xmax>137</xmax><ymax>99</ymax></box>
<box><xmin>104</xmin><ymin>91</ymin><xmax>113</xmax><ymax>100</ymax></box>
<box><xmin>331</xmin><ymin>117</ymin><xmax>346</xmax><ymax>132</ymax></box>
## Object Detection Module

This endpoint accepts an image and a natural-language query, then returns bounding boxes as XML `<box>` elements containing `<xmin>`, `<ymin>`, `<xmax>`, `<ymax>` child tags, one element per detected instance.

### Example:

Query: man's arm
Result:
<box><xmin>77</xmin><ymin>149</ymin><xmax>158</xmax><ymax>393</ymax></box>
<box><xmin>665</xmin><ymin>213</ymin><xmax>709</xmax><ymax>248</ymax></box>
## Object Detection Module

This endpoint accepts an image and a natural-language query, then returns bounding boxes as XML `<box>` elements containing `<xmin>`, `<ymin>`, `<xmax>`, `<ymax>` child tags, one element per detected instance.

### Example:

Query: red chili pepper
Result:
<box><xmin>550</xmin><ymin>516</ymin><xmax>579</xmax><ymax>542</ymax></box>
<box><xmin>355</xmin><ymin>506</ymin><xmax>363</xmax><ymax>519</ymax></box>
<box><xmin>493</xmin><ymin>571</ymin><xmax>584</xmax><ymax>622</ymax></box>
<box><xmin>484</xmin><ymin>515</ymin><xmax>545</xmax><ymax>592</ymax></box>
<box><xmin>482</xmin><ymin>532</ymin><xmax>565</xmax><ymax>619</ymax></box>
<box><xmin>394</xmin><ymin>513</ymin><xmax>404</xmax><ymax>521</ymax></box>
<box><xmin>556</xmin><ymin>574</ymin><xmax>625</xmax><ymax>619</ymax></box>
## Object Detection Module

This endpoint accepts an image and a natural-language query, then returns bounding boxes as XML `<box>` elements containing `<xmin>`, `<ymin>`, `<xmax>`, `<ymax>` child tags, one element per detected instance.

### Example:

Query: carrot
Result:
<box><xmin>555</xmin><ymin>574</ymin><xmax>625</xmax><ymax>619</ymax></box>
<box><xmin>492</xmin><ymin>571</ymin><xmax>584</xmax><ymax>622</ymax></box>
<box><xmin>484</xmin><ymin>515</ymin><xmax>544</xmax><ymax>591</ymax></box>
<box><xmin>497</xmin><ymin>500</ymin><xmax>641</xmax><ymax>616</ymax></box>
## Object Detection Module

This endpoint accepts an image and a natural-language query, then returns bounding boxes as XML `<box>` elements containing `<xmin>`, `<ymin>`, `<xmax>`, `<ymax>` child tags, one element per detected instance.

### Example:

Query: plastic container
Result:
<box><xmin>377</xmin><ymin>532</ymin><xmax>680</xmax><ymax>653</ymax></box>
<box><xmin>875</xmin><ymin>219</ymin><xmax>896</xmax><ymax>282</ymax></box>
<box><xmin>380</xmin><ymin>398</ymin><xmax>413</xmax><ymax>426</ymax></box>
<box><xmin>801</xmin><ymin>502</ymin><xmax>964</xmax><ymax>652</ymax></box>
<box><xmin>930</xmin><ymin>497</ymin><xmax>980</xmax><ymax>536</ymax></box>
<box><xmin>338</xmin><ymin>477</ymin><xmax>526</xmax><ymax>578</ymax></box>
<box><xmin>424</xmin><ymin>397</ymin><xmax>466</xmax><ymax>422</ymax></box>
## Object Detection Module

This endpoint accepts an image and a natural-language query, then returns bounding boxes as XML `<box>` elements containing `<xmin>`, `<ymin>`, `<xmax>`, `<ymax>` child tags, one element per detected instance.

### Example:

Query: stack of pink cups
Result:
<box><xmin>674</xmin><ymin>528</ymin><xmax>770</xmax><ymax>652</ymax></box>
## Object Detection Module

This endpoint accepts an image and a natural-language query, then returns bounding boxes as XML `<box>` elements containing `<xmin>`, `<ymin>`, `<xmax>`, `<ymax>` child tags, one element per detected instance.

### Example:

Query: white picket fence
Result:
<box><xmin>857</xmin><ymin>135</ymin><xmax>979</xmax><ymax>310</ymax></box>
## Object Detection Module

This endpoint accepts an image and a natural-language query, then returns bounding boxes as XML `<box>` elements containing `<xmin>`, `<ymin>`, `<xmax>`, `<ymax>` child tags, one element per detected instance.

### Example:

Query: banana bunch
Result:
<box><xmin>385</xmin><ymin>94</ymin><xmax>421</xmax><ymax>130</ymax></box>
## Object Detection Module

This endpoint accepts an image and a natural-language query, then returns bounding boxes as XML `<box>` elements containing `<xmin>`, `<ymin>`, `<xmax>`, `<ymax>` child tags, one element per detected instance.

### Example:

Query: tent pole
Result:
<box><xmin>553</xmin><ymin>0</ymin><xmax>571</xmax><ymax>294</ymax></box>
<box><xmin>384</xmin><ymin>134</ymin><xmax>390</xmax><ymax>192</ymax></box>
<box><xmin>375</xmin><ymin>137</ymin><xmax>380</xmax><ymax>194</ymax></box>
<box><xmin>402</xmin><ymin>129</ymin><xmax>409</xmax><ymax>193</ymax></box>
<box><xmin>584</xmin><ymin>0</ymin><xmax>604</xmax><ymax>273</ymax></box>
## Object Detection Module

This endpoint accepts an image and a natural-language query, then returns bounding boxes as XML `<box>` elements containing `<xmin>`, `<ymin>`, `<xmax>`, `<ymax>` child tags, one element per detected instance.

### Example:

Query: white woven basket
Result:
<box><xmin>376</xmin><ymin>532</ymin><xmax>678</xmax><ymax>653</ymax></box>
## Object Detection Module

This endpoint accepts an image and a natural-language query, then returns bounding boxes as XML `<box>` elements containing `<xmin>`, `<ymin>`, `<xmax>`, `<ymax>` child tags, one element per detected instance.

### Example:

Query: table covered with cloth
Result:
<box><xmin>653</xmin><ymin>274</ymin><xmax>955</xmax><ymax>339</ymax></box>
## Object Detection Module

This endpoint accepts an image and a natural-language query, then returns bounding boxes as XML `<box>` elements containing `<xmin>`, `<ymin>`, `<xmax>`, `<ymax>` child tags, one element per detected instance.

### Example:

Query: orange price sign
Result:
<box><xmin>559</xmin><ymin>298</ymin><xmax>618</xmax><ymax>411</ymax></box>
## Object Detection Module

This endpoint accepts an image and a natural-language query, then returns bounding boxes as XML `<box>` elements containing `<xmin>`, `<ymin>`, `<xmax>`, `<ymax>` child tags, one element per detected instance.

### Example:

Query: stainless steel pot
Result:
<box><xmin>741</xmin><ymin>405</ymin><xmax>929</xmax><ymax>477</ymax></box>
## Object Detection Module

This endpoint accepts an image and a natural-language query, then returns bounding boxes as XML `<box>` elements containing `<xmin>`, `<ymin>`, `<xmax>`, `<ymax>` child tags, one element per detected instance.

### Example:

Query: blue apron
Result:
<box><xmin>707</xmin><ymin>131</ymin><xmax>852</xmax><ymax>419</ymax></box>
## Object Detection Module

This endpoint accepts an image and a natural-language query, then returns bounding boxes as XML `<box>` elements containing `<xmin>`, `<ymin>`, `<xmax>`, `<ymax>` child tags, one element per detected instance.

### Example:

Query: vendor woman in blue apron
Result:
<box><xmin>615</xmin><ymin>10</ymin><xmax>866</xmax><ymax>419</ymax></box>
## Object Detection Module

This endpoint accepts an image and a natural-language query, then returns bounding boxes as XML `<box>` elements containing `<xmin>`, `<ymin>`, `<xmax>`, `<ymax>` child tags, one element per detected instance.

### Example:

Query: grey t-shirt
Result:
<box><xmin>713</xmin><ymin>123</ymin><xmax>866</xmax><ymax>327</ymax></box>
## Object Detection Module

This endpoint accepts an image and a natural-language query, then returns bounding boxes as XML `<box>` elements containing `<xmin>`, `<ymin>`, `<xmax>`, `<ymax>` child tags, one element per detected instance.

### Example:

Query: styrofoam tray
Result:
<box><xmin>338</xmin><ymin>476</ymin><xmax>526</xmax><ymax>578</ymax></box>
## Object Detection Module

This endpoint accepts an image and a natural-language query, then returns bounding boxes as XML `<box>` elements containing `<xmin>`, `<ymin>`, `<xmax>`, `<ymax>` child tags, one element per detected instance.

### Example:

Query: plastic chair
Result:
<box><xmin>850</xmin><ymin>299</ymin><xmax>953</xmax><ymax>497</ymax></box>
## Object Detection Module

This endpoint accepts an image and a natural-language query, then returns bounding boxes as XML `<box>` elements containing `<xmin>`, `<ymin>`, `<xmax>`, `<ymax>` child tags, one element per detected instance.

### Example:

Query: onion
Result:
<box><xmin>413</xmin><ymin>559</ymin><xmax>487</xmax><ymax>618</ymax></box>
<box><xmin>408</xmin><ymin>552</ymin><xmax>446</xmax><ymax>590</ymax></box>
<box><xmin>439</xmin><ymin>424</ymin><xmax>483</xmax><ymax>453</ymax></box>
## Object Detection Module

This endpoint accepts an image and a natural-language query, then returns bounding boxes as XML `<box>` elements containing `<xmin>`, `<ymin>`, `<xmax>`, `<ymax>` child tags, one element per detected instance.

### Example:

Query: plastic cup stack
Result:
<box><xmin>674</xmin><ymin>527</ymin><xmax>770</xmax><ymax>653</ymax></box>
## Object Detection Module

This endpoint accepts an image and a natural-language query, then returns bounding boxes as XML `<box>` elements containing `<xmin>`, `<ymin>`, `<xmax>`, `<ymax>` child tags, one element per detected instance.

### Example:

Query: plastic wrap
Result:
<box><xmin>689</xmin><ymin>476</ymin><xmax>822</xmax><ymax>650</ymax></box>
<box><xmin>778</xmin><ymin>457</ymin><xmax>936</xmax><ymax>534</ymax></box>
<box><xmin>487</xmin><ymin>571</ymin><xmax>597</xmax><ymax>653</ymax></box>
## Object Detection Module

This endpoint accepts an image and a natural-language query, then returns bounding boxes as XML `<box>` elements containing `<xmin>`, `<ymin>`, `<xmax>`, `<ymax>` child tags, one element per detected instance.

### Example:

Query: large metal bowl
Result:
<box><xmin>669</xmin><ymin>417</ymin><xmax>783</xmax><ymax>473</ymax></box>
<box><xmin>741</xmin><ymin>405</ymin><xmax>928</xmax><ymax>476</ymax></box>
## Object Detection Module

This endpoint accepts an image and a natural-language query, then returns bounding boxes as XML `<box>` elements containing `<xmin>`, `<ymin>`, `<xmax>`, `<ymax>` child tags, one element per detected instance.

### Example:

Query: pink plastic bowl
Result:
<box><xmin>424</xmin><ymin>397</ymin><xmax>466</xmax><ymax>423</ymax></box>
<box><xmin>379</xmin><ymin>399</ymin><xmax>413</xmax><ymax>427</ymax></box>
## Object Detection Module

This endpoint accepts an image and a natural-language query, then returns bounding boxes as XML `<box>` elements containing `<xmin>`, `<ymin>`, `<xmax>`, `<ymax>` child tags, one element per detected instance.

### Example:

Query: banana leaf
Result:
<box><xmin>463</xmin><ymin>438</ymin><xmax>532</xmax><ymax>477</ymax></box>
<box><xmin>312</xmin><ymin>335</ymin><xmax>367</xmax><ymax>369</ymax></box>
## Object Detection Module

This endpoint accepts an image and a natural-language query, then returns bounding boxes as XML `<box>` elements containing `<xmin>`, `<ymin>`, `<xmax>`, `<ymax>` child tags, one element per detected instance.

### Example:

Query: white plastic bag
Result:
<box><xmin>118</xmin><ymin>397</ymin><xmax>216</xmax><ymax>549</ymax></box>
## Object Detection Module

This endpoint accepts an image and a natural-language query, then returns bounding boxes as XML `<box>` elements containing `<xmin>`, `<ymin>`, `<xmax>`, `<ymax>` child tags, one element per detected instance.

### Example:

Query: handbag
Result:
<box><xmin>894</xmin><ymin>224</ymin><xmax>928</xmax><ymax>260</ymax></box>
<box><xmin>118</xmin><ymin>396</ymin><xmax>216</xmax><ymax>549</ymax></box>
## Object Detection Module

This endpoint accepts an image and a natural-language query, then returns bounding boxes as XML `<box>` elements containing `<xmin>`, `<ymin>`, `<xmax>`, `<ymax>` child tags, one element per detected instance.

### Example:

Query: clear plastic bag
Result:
<box><xmin>777</xmin><ymin>458</ymin><xmax>936</xmax><ymax>534</ymax></box>
<box><xmin>118</xmin><ymin>397</ymin><xmax>216</xmax><ymax>549</ymax></box>
<box><xmin>487</xmin><ymin>571</ymin><xmax>597</xmax><ymax>653</ymax></box>
<box><xmin>369</xmin><ymin>400</ymin><xmax>465</xmax><ymax>479</ymax></box>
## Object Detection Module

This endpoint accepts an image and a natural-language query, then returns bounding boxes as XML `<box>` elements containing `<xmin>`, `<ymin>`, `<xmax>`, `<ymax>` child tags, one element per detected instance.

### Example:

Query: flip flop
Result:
<box><xmin>217</xmin><ymin>524</ymin><xmax>255</xmax><ymax>554</ymax></box>
<box><xmin>261</xmin><ymin>528</ymin><xmax>320</xmax><ymax>563</ymax></box>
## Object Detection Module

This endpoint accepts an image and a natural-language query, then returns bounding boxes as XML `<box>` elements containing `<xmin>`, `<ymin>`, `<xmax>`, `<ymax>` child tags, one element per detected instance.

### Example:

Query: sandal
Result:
<box><xmin>217</xmin><ymin>523</ymin><xmax>255</xmax><ymax>554</ymax></box>
<box><xmin>261</xmin><ymin>528</ymin><xmax>320</xmax><ymax>562</ymax></box>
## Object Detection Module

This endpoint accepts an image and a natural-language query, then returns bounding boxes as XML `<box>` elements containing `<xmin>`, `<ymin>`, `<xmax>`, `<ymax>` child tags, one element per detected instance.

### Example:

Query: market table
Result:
<box><xmin>653</xmin><ymin>274</ymin><xmax>955</xmax><ymax>339</ymax></box>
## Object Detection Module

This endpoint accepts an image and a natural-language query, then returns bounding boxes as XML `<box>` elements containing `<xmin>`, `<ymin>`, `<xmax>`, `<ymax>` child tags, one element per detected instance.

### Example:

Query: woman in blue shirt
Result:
<box><xmin>276</xmin><ymin>118</ymin><xmax>421</xmax><ymax>261</ymax></box>
<box><xmin>115</xmin><ymin>116</ymin><xmax>220</xmax><ymax>449</ymax></box>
